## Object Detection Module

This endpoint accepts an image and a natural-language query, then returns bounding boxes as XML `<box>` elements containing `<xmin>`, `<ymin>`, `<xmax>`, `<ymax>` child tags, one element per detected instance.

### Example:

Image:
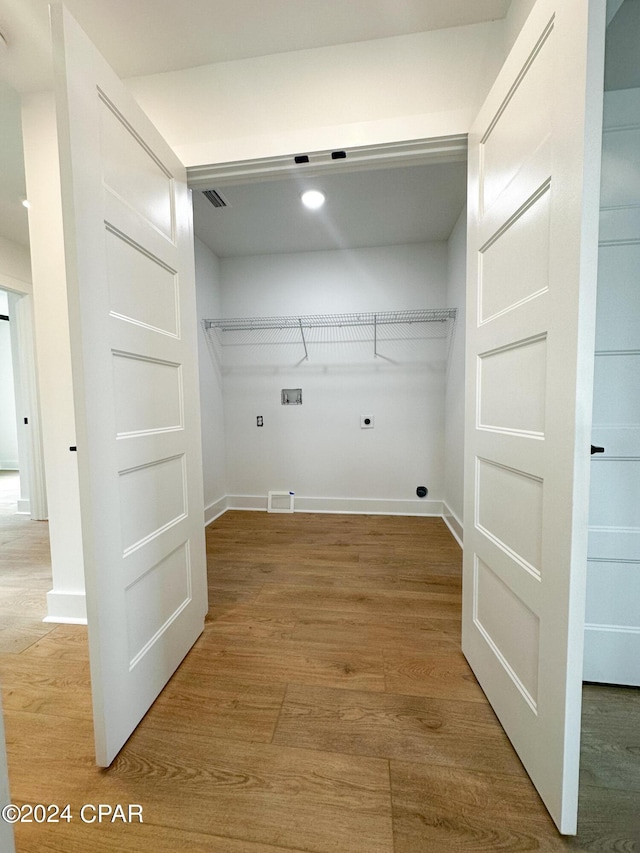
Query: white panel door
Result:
<box><xmin>463</xmin><ymin>0</ymin><xmax>605</xmax><ymax>835</ymax></box>
<box><xmin>51</xmin><ymin>4</ymin><xmax>208</xmax><ymax>766</ymax></box>
<box><xmin>585</xmin><ymin>86</ymin><xmax>640</xmax><ymax>685</ymax></box>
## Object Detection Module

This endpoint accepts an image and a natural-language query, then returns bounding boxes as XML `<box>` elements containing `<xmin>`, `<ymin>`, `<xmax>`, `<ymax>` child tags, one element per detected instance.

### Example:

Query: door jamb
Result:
<box><xmin>187</xmin><ymin>134</ymin><xmax>468</xmax><ymax>189</ymax></box>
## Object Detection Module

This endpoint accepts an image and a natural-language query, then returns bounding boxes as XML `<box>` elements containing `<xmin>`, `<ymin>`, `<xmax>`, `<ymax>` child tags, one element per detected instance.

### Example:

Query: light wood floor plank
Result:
<box><xmin>0</xmin><ymin>490</ymin><xmax>637</xmax><ymax>852</ymax></box>
<box><xmin>187</xmin><ymin>633</ymin><xmax>386</xmax><ymax>693</ymax></box>
<box><xmin>255</xmin><ymin>583</ymin><xmax>461</xmax><ymax>620</ymax></box>
<box><xmin>146</xmin><ymin>668</ymin><xmax>287</xmax><ymax>744</ymax></box>
<box><xmin>273</xmin><ymin>684</ymin><xmax>525</xmax><ymax>775</ymax></box>
<box><xmin>383</xmin><ymin>646</ymin><xmax>487</xmax><ymax>703</ymax></box>
<box><xmin>0</xmin><ymin>655</ymin><xmax>92</xmax><ymax>719</ymax></box>
<box><xmin>14</xmin><ymin>824</ymin><xmax>312</xmax><ymax>853</ymax></box>
<box><xmin>390</xmin><ymin>760</ymin><xmax>571</xmax><ymax>852</ymax></box>
<box><xmin>289</xmin><ymin>609</ymin><xmax>461</xmax><ymax>653</ymax></box>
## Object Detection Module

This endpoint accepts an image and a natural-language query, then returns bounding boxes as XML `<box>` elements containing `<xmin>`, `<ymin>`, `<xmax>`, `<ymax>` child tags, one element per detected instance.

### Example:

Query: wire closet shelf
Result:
<box><xmin>204</xmin><ymin>308</ymin><xmax>457</xmax><ymax>360</ymax></box>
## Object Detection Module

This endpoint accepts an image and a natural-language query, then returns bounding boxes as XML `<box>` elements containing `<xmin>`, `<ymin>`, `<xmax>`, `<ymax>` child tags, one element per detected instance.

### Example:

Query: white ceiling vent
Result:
<box><xmin>202</xmin><ymin>188</ymin><xmax>229</xmax><ymax>208</ymax></box>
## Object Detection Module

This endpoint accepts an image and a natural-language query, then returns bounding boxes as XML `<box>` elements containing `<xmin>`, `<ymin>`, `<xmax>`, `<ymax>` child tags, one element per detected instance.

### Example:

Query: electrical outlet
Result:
<box><xmin>257</xmin><ymin>416</ymin><xmax>264</xmax><ymax>427</ymax></box>
<box><xmin>360</xmin><ymin>415</ymin><xmax>374</xmax><ymax>429</ymax></box>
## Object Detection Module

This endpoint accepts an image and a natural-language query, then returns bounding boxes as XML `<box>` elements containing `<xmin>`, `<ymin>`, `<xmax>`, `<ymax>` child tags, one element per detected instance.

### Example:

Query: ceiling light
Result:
<box><xmin>21</xmin><ymin>199</ymin><xmax>31</xmax><ymax>209</ymax></box>
<box><xmin>301</xmin><ymin>190</ymin><xmax>325</xmax><ymax>210</ymax></box>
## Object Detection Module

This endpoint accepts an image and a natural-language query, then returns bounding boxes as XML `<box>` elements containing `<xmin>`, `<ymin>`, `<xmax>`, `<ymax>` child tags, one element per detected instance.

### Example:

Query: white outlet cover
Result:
<box><xmin>360</xmin><ymin>415</ymin><xmax>375</xmax><ymax>428</ymax></box>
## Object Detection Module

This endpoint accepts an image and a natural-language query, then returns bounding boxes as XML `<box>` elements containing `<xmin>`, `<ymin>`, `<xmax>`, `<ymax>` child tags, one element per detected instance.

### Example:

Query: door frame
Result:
<box><xmin>182</xmin><ymin>100</ymin><xmax>603</xmax><ymax>827</ymax></box>
<box><xmin>186</xmin><ymin>135</ymin><xmax>468</xmax><ymax>190</ymax></box>
<box><xmin>0</xmin><ymin>0</ymin><xmax>608</xmax><ymax>832</ymax></box>
<box><xmin>0</xmin><ymin>279</ymin><xmax>47</xmax><ymax>521</ymax></box>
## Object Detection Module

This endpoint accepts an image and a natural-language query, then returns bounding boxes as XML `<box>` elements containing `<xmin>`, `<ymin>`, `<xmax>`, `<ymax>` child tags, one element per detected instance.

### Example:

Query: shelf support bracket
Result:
<box><xmin>298</xmin><ymin>318</ymin><xmax>308</xmax><ymax>360</ymax></box>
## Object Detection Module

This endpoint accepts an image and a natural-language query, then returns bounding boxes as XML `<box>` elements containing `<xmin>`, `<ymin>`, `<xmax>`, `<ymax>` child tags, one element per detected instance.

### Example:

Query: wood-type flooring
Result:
<box><xmin>0</xmin><ymin>475</ymin><xmax>638</xmax><ymax>851</ymax></box>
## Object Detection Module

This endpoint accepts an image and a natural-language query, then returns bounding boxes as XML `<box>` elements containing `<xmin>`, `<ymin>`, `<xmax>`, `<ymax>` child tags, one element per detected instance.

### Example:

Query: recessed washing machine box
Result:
<box><xmin>282</xmin><ymin>389</ymin><xmax>302</xmax><ymax>405</ymax></box>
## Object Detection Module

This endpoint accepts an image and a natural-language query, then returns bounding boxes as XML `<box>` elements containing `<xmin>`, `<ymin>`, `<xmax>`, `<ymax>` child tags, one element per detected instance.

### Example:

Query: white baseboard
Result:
<box><xmin>442</xmin><ymin>501</ymin><xmax>463</xmax><ymax>548</ymax></box>
<box><xmin>226</xmin><ymin>494</ymin><xmax>443</xmax><ymax>516</ymax></box>
<box><xmin>44</xmin><ymin>590</ymin><xmax>87</xmax><ymax>625</ymax></box>
<box><xmin>583</xmin><ymin>624</ymin><xmax>640</xmax><ymax>684</ymax></box>
<box><xmin>204</xmin><ymin>495</ymin><xmax>228</xmax><ymax>527</ymax></box>
<box><xmin>227</xmin><ymin>494</ymin><xmax>268</xmax><ymax>511</ymax></box>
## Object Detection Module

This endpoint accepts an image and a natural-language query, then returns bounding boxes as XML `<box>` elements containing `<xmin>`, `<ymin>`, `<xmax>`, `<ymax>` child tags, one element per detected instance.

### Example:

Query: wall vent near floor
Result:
<box><xmin>202</xmin><ymin>188</ymin><xmax>229</xmax><ymax>208</ymax></box>
<box><xmin>267</xmin><ymin>491</ymin><xmax>295</xmax><ymax>513</ymax></box>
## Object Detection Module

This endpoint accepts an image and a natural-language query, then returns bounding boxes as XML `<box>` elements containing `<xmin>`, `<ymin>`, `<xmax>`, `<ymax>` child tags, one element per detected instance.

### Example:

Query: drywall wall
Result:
<box><xmin>605</xmin><ymin>0</ymin><xmax>640</xmax><ymax>90</ymax></box>
<box><xmin>443</xmin><ymin>206</ymin><xmax>467</xmax><ymax>543</ymax></box>
<box><xmin>218</xmin><ymin>243</ymin><xmax>448</xmax><ymax>513</ymax></box>
<box><xmin>0</xmin><ymin>238</ymin><xmax>44</xmax><ymax>517</ymax></box>
<box><xmin>194</xmin><ymin>237</ymin><xmax>227</xmax><ymax>522</ymax></box>
<box><xmin>0</xmin><ymin>235</ymin><xmax>31</xmax><ymax>293</ymax></box>
<box><xmin>126</xmin><ymin>22</ymin><xmax>506</xmax><ymax>167</ymax></box>
<box><xmin>0</xmin><ymin>292</ymin><xmax>19</xmax><ymax>469</ymax></box>
<box><xmin>22</xmin><ymin>92</ymin><xmax>86</xmax><ymax>622</ymax></box>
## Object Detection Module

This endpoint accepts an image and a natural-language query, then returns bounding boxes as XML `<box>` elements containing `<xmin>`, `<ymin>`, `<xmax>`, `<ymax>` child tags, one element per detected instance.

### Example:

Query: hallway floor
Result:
<box><xmin>0</xmin><ymin>494</ymin><xmax>638</xmax><ymax>851</ymax></box>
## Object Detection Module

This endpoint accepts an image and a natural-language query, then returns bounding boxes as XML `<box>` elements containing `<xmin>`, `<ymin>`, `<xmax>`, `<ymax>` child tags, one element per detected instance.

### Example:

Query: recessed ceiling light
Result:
<box><xmin>301</xmin><ymin>190</ymin><xmax>325</xmax><ymax>210</ymax></box>
<box><xmin>21</xmin><ymin>199</ymin><xmax>31</xmax><ymax>209</ymax></box>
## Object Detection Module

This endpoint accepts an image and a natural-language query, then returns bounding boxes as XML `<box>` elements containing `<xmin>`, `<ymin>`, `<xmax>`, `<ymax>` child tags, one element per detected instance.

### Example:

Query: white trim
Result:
<box><xmin>583</xmin><ymin>624</ymin><xmax>640</xmax><ymax>685</ymax></box>
<box><xmin>585</xmin><ymin>623</ymin><xmax>640</xmax><ymax>634</ymax></box>
<box><xmin>44</xmin><ymin>590</ymin><xmax>87</xmax><ymax>624</ymax></box>
<box><xmin>226</xmin><ymin>493</ymin><xmax>443</xmax><ymax>516</ymax></box>
<box><xmin>204</xmin><ymin>495</ymin><xmax>228</xmax><ymax>526</ymax></box>
<box><xmin>227</xmin><ymin>494</ymin><xmax>268</xmax><ymax>511</ymax></box>
<box><xmin>0</xmin><ymin>272</ymin><xmax>31</xmax><ymax>297</ymax></box>
<box><xmin>267</xmin><ymin>490</ymin><xmax>295</xmax><ymax>513</ymax></box>
<box><xmin>442</xmin><ymin>501</ymin><xmax>463</xmax><ymax>547</ymax></box>
<box><xmin>187</xmin><ymin>135</ymin><xmax>467</xmax><ymax>189</ymax></box>
<box><xmin>8</xmin><ymin>292</ymin><xmax>47</xmax><ymax>520</ymax></box>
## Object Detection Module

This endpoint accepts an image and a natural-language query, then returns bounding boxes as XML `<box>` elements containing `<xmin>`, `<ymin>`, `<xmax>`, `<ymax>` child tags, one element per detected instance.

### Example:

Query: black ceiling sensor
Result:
<box><xmin>331</xmin><ymin>150</ymin><xmax>347</xmax><ymax>159</ymax></box>
<box><xmin>294</xmin><ymin>155</ymin><xmax>310</xmax><ymax>164</ymax></box>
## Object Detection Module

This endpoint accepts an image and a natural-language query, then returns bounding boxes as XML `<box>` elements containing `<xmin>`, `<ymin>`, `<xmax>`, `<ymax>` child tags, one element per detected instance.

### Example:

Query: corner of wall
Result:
<box><xmin>443</xmin><ymin>206</ymin><xmax>467</xmax><ymax>539</ymax></box>
<box><xmin>44</xmin><ymin>590</ymin><xmax>87</xmax><ymax>625</ymax></box>
<box><xmin>0</xmin><ymin>235</ymin><xmax>32</xmax><ymax>293</ymax></box>
<box><xmin>204</xmin><ymin>495</ymin><xmax>228</xmax><ymax>526</ymax></box>
<box><xmin>194</xmin><ymin>237</ymin><xmax>228</xmax><ymax>508</ymax></box>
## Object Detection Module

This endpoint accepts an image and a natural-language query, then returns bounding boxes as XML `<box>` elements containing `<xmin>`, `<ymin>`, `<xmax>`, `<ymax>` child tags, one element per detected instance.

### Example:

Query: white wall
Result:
<box><xmin>0</xmin><ymin>236</ymin><xmax>45</xmax><ymax>517</ymax></box>
<box><xmin>443</xmin><ymin>206</ymin><xmax>467</xmax><ymax>544</ymax></box>
<box><xmin>0</xmin><ymin>236</ymin><xmax>31</xmax><ymax>292</ymax></box>
<box><xmin>194</xmin><ymin>237</ymin><xmax>227</xmax><ymax>522</ymax></box>
<box><xmin>583</xmin><ymin>86</ymin><xmax>640</xmax><ymax>682</ymax></box>
<box><xmin>0</xmin><ymin>292</ymin><xmax>19</xmax><ymax>469</ymax></box>
<box><xmin>22</xmin><ymin>92</ymin><xmax>86</xmax><ymax>622</ymax></box>
<box><xmin>218</xmin><ymin>243</ymin><xmax>448</xmax><ymax>514</ymax></box>
<box><xmin>126</xmin><ymin>22</ymin><xmax>506</xmax><ymax>167</ymax></box>
<box><xmin>605</xmin><ymin>0</ymin><xmax>640</xmax><ymax>91</ymax></box>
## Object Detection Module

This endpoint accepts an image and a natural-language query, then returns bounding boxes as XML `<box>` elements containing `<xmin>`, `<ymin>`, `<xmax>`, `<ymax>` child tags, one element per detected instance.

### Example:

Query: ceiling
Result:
<box><xmin>0</xmin><ymin>81</ymin><xmax>28</xmax><ymax>245</ymax></box>
<box><xmin>1</xmin><ymin>0</ymin><xmax>502</xmax><ymax>252</ymax></box>
<box><xmin>193</xmin><ymin>160</ymin><xmax>467</xmax><ymax>257</ymax></box>
<box><xmin>0</xmin><ymin>1</ymin><xmax>630</xmax><ymax>256</ymax></box>
<box><xmin>0</xmin><ymin>0</ymin><xmax>511</xmax><ymax>93</ymax></box>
